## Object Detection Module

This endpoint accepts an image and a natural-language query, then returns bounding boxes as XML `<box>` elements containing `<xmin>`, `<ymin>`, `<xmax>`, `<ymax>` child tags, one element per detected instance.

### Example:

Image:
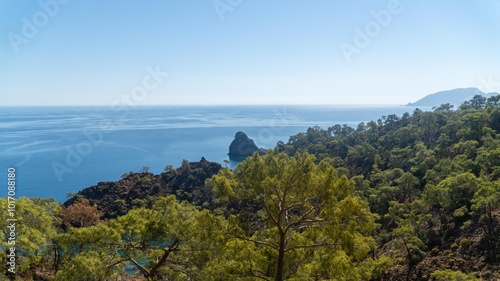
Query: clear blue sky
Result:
<box><xmin>1</xmin><ymin>0</ymin><xmax>499</xmax><ymax>105</ymax></box>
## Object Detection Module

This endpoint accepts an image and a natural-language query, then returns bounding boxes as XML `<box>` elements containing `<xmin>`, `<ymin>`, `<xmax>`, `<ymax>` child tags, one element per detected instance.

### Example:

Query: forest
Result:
<box><xmin>1</xmin><ymin>95</ymin><xmax>499</xmax><ymax>281</ymax></box>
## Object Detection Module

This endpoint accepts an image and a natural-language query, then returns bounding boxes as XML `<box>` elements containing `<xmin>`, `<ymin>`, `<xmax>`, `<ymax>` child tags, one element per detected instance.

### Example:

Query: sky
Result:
<box><xmin>0</xmin><ymin>0</ymin><xmax>499</xmax><ymax>106</ymax></box>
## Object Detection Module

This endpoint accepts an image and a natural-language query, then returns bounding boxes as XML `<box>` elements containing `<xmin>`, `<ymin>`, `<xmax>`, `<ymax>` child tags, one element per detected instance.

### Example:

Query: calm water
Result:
<box><xmin>0</xmin><ymin>105</ymin><xmax>429</xmax><ymax>202</ymax></box>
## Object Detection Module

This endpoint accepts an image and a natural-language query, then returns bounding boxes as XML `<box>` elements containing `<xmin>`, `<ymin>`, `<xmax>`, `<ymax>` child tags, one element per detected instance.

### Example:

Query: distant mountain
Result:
<box><xmin>407</xmin><ymin>88</ymin><xmax>499</xmax><ymax>107</ymax></box>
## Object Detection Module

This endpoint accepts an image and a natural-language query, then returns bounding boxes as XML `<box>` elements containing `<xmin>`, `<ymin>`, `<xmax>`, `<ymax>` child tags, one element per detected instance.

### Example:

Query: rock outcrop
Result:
<box><xmin>228</xmin><ymin>131</ymin><xmax>266</xmax><ymax>160</ymax></box>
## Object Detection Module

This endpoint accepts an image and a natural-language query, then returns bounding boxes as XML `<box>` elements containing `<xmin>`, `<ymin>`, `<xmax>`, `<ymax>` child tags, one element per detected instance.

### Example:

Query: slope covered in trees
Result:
<box><xmin>63</xmin><ymin>157</ymin><xmax>222</xmax><ymax>219</ymax></box>
<box><xmin>2</xmin><ymin>154</ymin><xmax>387</xmax><ymax>281</ymax></box>
<box><xmin>1</xmin><ymin>95</ymin><xmax>499</xmax><ymax>280</ymax></box>
<box><xmin>277</xmin><ymin>95</ymin><xmax>500</xmax><ymax>280</ymax></box>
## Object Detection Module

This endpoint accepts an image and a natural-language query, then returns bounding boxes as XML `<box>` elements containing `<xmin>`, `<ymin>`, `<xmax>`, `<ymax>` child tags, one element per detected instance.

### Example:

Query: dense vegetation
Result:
<box><xmin>1</xmin><ymin>95</ymin><xmax>499</xmax><ymax>280</ymax></box>
<box><xmin>63</xmin><ymin>157</ymin><xmax>222</xmax><ymax>219</ymax></box>
<box><xmin>277</xmin><ymin>95</ymin><xmax>500</xmax><ymax>280</ymax></box>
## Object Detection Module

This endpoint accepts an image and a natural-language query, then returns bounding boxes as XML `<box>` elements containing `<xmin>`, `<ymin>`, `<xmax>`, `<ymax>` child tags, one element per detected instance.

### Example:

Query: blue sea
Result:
<box><xmin>0</xmin><ymin>105</ymin><xmax>430</xmax><ymax>202</ymax></box>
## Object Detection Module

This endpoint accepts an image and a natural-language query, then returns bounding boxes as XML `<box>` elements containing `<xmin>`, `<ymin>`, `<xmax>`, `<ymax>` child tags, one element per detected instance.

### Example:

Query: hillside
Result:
<box><xmin>407</xmin><ymin>88</ymin><xmax>498</xmax><ymax>107</ymax></box>
<box><xmin>63</xmin><ymin>157</ymin><xmax>222</xmax><ymax>218</ymax></box>
<box><xmin>2</xmin><ymin>95</ymin><xmax>500</xmax><ymax>280</ymax></box>
<box><xmin>280</xmin><ymin>95</ymin><xmax>500</xmax><ymax>280</ymax></box>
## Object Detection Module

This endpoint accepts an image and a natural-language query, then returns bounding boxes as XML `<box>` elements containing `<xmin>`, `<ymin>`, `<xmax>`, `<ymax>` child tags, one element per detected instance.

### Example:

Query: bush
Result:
<box><xmin>430</xmin><ymin>269</ymin><xmax>478</xmax><ymax>281</ymax></box>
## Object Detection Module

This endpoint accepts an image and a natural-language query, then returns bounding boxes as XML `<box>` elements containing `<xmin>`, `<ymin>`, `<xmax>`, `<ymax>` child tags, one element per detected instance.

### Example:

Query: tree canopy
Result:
<box><xmin>4</xmin><ymin>95</ymin><xmax>500</xmax><ymax>280</ymax></box>
<box><xmin>208</xmin><ymin>152</ymin><xmax>386</xmax><ymax>280</ymax></box>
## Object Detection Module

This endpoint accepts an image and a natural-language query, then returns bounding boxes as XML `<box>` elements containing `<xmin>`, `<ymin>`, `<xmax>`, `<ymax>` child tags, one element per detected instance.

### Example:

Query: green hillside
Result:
<box><xmin>1</xmin><ymin>94</ymin><xmax>499</xmax><ymax>280</ymax></box>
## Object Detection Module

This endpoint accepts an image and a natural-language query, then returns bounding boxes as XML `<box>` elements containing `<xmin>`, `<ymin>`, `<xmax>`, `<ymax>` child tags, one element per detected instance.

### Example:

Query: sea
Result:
<box><xmin>0</xmin><ymin>105</ymin><xmax>430</xmax><ymax>203</ymax></box>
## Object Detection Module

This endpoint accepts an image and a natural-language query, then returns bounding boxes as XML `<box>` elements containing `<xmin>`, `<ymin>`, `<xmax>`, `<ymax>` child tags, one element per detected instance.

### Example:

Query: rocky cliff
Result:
<box><xmin>228</xmin><ymin>131</ymin><xmax>267</xmax><ymax>160</ymax></box>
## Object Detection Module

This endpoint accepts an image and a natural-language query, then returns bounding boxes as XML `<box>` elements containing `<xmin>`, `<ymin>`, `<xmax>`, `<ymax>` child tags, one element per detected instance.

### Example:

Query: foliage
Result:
<box><xmin>276</xmin><ymin>95</ymin><xmax>500</xmax><ymax>279</ymax></box>
<box><xmin>430</xmin><ymin>269</ymin><xmax>478</xmax><ymax>281</ymax></box>
<box><xmin>109</xmin><ymin>195</ymin><xmax>227</xmax><ymax>280</ymax></box>
<box><xmin>62</xmin><ymin>199</ymin><xmax>101</xmax><ymax>227</ymax></box>
<box><xmin>7</xmin><ymin>95</ymin><xmax>500</xmax><ymax>280</ymax></box>
<box><xmin>63</xmin><ymin>158</ymin><xmax>223</xmax><ymax>218</ymax></box>
<box><xmin>0</xmin><ymin>197</ymin><xmax>59</xmax><ymax>278</ymax></box>
<box><xmin>208</xmin><ymin>152</ymin><xmax>384</xmax><ymax>281</ymax></box>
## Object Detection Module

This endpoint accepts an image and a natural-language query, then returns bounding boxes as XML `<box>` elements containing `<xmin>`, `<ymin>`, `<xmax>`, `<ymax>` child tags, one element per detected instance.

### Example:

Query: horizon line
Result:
<box><xmin>0</xmin><ymin>103</ymin><xmax>414</xmax><ymax>107</ymax></box>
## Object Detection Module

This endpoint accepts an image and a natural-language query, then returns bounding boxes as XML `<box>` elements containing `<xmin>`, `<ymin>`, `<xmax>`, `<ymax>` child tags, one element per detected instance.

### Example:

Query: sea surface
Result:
<box><xmin>0</xmin><ymin>105</ymin><xmax>430</xmax><ymax>202</ymax></box>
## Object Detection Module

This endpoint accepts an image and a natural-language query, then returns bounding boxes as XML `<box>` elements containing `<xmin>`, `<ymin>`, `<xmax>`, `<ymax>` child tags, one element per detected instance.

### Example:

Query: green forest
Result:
<box><xmin>2</xmin><ymin>95</ymin><xmax>500</xmax><ymax>280</ymax></box>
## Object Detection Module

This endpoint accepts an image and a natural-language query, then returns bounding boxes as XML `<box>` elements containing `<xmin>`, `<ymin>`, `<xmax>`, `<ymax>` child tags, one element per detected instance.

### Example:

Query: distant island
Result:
<box><xmin>407</xmin><ymin>87</ymin><xmax>499</xmax><ymax>107</ymax></box>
